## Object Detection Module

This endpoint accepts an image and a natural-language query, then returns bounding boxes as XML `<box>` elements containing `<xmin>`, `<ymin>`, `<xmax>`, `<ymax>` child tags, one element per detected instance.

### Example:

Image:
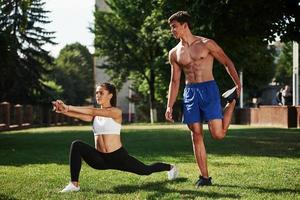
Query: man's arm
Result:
<box><xmin>206</xmin><ymin>40</ymin><xmax>241</xmax><ymax>96</ymax></box>
<box><xmin>165</xmin><ymin>49</ymin><xmax>182</xmax><ymax>122</ymax></box>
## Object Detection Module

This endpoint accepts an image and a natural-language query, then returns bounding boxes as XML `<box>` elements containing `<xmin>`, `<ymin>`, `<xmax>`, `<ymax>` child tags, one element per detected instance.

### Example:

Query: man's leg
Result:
<box><xmin>187</xmin><ymin>122</ymin><xmax>209</xmax><ymax>178</ymax></box>
<box><xmin>208</xmin><ymin>99</ymin><xmax>236</xmax><ymax>140</ymax></box>
<box><xmin>188</xmin><ymin>122</ymin><xmax>213</xmax><ymax>187</ymax></box>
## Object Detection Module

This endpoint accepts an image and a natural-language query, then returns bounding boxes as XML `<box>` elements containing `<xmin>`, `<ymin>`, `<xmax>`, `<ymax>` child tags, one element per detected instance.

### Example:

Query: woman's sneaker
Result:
<box><xmin>167</xmin><ymin>164</ymin><xmax>178</xmax><ymax>180</ymax></box>
<box><xmin>60</xmin><ymin>182</ymin><xmax>80</xmax><ymax>193</ymax></box>
<box><xmin>195</xmin><ymin>176</ymin><xmax>212</xmax><ymax>188</ymax></box>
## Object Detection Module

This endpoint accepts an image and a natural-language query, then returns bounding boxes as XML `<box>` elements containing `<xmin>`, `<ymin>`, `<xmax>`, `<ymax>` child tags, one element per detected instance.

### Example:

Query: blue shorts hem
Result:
<box><xmin>183</xmin><ymin>116</ymin><xmax>223</xmax><ymax>124</ymax></box>
<box><xmin>182</xmin><ymin>119</ymin><xmax>202</xmax><ymax>124</ymax></box>
<box><xmin>205</xmin><ymin>116</ymin><xmax>223</xmax><ymax>122</ymax></box>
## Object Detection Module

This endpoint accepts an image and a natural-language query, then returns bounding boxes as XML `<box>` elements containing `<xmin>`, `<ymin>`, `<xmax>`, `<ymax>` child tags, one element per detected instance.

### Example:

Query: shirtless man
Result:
<box><xmin>165</xmin><ymin>11</ymin><xmax>241</xmax><ymax>187</ymax></box>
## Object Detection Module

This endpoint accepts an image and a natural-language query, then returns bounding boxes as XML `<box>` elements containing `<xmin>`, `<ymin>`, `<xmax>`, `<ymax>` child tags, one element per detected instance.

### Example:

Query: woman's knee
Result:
<box><xmin>71</xmin><ymin>140</ymin><xmax>83</xmax><ymax>148</ymax></box>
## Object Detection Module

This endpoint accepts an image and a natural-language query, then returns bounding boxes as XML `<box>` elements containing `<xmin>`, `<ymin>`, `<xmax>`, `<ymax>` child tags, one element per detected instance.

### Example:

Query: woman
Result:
<box><xmin>53</xmin><ymin>83</ymin><xmax>178</xmax><ymax>192</ymax></box>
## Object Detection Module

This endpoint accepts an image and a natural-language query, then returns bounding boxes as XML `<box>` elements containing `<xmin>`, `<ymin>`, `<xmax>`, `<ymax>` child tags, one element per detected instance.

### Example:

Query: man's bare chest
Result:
<box><xmin>176</xmin><ymin>42</ymin><xmax>210</xmax><ymax>66</ymax></box>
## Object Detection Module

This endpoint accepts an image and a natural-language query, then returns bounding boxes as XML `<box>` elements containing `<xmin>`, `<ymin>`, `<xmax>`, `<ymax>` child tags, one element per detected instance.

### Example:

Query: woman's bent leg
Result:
<box><xmin>69</xmin><ymin>140</ymin><xmax>109</xmax><ymax>182</ymax></box>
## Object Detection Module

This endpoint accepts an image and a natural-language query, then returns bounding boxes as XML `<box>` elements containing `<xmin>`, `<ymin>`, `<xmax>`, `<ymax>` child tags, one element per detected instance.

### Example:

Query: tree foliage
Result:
<box><xmin>93</xmin><ymin>0</ymin><xmax>300</xmax><ymax>119</ymax></box>
<box><xmin>0</xmin><ymin>0</ymin><xmax>56</xmax><ymax>104</ymax></box>
<box><xmin>49</xmin><ymin>43</ymin><xmax>94</xmax><ymax>105</ymax></box>
<box><xmin>162</xmin><ymin>0</ymin><xmax>298</xmax><ymax>96</ymax></box>
<box><xmin>93</xmin><ymin>0</ymin><xmax>172</xmax><ymax>121</ymax></box>
<box><xmin>274</xmin><ymin>42</ymin><xmax>294</xmax><ymax>85</ymax></box>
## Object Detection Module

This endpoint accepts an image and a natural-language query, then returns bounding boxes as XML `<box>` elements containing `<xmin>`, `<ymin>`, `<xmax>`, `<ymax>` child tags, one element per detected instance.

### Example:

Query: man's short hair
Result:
<box><xmin>168</xmin><ymin>11</ymin><xmax>192</xmax><ymax>29</ymax></box>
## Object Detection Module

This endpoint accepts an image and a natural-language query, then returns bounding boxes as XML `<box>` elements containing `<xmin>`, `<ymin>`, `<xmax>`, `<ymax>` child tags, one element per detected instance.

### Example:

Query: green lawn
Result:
<box><xmin>0</xmin><ymin>124</ymin><xmax>299</xmax><ymax>200</ymax></box>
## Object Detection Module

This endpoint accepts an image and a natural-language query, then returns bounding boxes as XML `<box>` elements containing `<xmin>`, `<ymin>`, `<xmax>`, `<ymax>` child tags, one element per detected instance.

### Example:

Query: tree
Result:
<box><xmin>161</xmin><ymin>0</ymin><xmax>298</xmax><ymax>96</ymax></box>
<box><xmin>274</xmin><ymin>42</ymin><xmax>294</xmax><ymax>85</ymax></box>
<box><xmin>93</xmin><ymin>0</ymin><xmax>170</xmax><ymax>122</ymax></box>
<box><xmin>50</xmin><ymin>43</ymin><xmax>94</xmax><ymax>105</ymax></box>
<box><xmin>93</xmin><ymin>0</ymin><xmax>300</xmax><ymax>121</ymax></box>
<box><xmin>168</xmin><ymin>0</ymin><xmax>300</xmax><ymax>43</ymax></box>
<box><xmin>0</xmin><ymin>0</ymin><xmax>56</xmax><ymax>104</ymax></box>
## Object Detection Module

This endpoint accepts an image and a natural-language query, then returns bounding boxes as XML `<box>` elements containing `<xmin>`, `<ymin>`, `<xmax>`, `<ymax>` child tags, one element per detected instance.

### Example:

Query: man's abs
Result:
<box><xmin>182</xmin><ymin>60</ymin><xmax>215</xmax><ymax>83</ymax></box>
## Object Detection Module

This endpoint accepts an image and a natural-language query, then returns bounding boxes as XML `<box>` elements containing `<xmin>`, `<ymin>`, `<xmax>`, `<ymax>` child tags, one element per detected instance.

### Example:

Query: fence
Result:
<box><xmin>0</xmin><ymin>102</ymin><xmax>77</xmax><ymax>131</ymax></box>
<box><xmin>2</xmin><ymin>102</ymin><xmax>300</xmax><ymax>131</ymax></box>
<box><xmin>233</xmin><ymin>105</ymin><xmax>300</xmax><ymax>128</ymax></box>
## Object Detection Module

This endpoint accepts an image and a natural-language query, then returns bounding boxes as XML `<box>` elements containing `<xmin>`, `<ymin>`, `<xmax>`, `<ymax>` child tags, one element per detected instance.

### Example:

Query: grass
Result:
<box><xmin>0</xmin><ymin>124</ymin><xmax>299</xmax><ymax>200</ymax></box>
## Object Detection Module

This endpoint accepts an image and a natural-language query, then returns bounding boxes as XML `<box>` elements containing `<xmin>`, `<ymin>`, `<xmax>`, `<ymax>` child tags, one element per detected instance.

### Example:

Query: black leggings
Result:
<box><xmin>69</xmin><ymin>140</ymin><xmax>171</xmax><ymax>181</ymax></box>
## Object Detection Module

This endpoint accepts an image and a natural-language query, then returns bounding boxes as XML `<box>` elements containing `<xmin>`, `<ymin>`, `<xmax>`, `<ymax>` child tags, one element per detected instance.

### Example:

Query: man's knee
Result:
<box><xmin>211</xmin><ymin>130</ymin><xmax>225</xmax><ymax>140</ymax></box>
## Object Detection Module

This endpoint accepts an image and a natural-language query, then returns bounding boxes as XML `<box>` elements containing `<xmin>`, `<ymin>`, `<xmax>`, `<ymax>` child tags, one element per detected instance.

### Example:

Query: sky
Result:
<box><xmin>43</xmin><ymin>0</ymin><xmax>95</xmax><ymax>58</ymax></box>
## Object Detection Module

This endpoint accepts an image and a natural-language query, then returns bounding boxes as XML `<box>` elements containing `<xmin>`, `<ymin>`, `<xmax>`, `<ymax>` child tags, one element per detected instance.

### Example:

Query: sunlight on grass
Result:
<box><xmin>0</xmin><ymin>124</ymin><xmax>299</xmax><ymax>199</ymax></box>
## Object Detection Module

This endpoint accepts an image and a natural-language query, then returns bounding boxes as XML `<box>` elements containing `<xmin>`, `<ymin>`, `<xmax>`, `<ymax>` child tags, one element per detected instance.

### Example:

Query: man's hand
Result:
<box><xmin>165</xmin><ymin>107</ymin><xmax>174</xmax><ymax>123</ymax></box>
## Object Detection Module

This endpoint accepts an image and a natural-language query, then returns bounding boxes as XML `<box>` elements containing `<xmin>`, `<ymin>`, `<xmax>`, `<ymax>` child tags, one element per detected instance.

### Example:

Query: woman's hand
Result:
<box><xmin>52</xmin><ymin>101</ymin><xmax>59</xmax><ymax>112</ymax></box>
<box><xmin>57</xmin><ymin>100</ymin><xmax>69</xmax><ymax>113</ymax></box>
<box><xmin>52</xmin><ymin>100</ymin><xmax>68</xmax><ymax>113</ymax></box>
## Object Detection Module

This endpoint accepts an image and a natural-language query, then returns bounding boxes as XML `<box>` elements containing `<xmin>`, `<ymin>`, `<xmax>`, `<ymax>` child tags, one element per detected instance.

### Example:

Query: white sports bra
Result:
<box><xmin>92</xmin><ymin>116</ymin><xmax>121</xmax><ymax>135</ymax></box>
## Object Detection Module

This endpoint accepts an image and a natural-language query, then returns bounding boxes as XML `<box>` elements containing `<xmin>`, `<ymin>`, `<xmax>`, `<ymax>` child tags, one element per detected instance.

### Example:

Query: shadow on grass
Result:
<box><xmin>0</xmin><ymin>194</ymin><xmax>18</xmax><ymax>200</ymax></box>
<box><xmin>94</xmin><ymin>178</ymin><xmax>241</xmax><ymax>199</ymax></box>
<box><xmin>122</xmin><ymin>128</ymin><xmax>300</xmax><ymax>159</ymax></box>
<box><xmin>0</xmin><ymin>127</ymin><xmax>299</xmax><ymax>166</ymax></box>
<box><xmin>213</xmin><ymin>183</ymin><xmax>300</xmax><ymax>195</ymax></box>
<box><xmin>208</xmin><ymin>128</ymin><xmax>300</xmax><ymax>158</ymax></box>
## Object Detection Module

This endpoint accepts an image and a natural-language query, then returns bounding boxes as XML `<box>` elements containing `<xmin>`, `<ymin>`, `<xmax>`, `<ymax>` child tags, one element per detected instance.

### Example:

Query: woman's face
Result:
<box><xmin>95</xmin><ymin>86</ymin><xmax>112</xmax><ymax>105</ymax></box>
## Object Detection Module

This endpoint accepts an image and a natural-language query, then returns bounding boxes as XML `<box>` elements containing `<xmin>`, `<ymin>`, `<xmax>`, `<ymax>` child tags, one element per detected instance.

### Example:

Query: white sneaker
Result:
<box><xmin>222</xmin><ymin>86</ymin><xmax>237</xmax><ymax>102</ymax></box>
<box><xmin>60</xmin><ymin>182</ymin><xmax>80</xmax><ymax>193</ymax></box>
<box><xmin>167</xmin><ymin>164</ymin><xmax>178</xmax><ymax>180</ymax></box>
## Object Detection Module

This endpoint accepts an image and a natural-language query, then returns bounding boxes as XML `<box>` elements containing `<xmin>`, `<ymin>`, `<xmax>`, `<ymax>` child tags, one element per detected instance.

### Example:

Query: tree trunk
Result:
<box><xmin>149</xmin><ymin>66</ymin><xmax>157</xmax><ymax>123</ymax></box>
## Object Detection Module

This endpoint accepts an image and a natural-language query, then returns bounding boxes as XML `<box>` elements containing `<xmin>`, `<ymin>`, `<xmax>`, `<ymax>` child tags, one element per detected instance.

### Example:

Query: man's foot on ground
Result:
<box><xmin>167</xmin><ymin>164</ymin><xmax>178</xmax><ymax>180</ymax></box>
<box><xmin>195</xmin><ymin>176</ymin><xmax>212</xmax><ymax>188</ymax></box>
<box><xmin>60</xmin><ymin>182</ymin><xmax>80</xmax><ymax>193</ymax></box>
<box><xmin>222</xmin><ymin>87</ymin><xmax>238</xmax><ymax>103</ymax></box>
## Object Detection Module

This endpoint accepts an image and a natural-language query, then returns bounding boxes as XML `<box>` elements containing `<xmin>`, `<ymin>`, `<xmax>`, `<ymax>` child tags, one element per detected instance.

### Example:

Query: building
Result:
<box><xmin>94</xmin><ymin>0</ymin><xmax>135</xmax><ymax>122</ymax></box>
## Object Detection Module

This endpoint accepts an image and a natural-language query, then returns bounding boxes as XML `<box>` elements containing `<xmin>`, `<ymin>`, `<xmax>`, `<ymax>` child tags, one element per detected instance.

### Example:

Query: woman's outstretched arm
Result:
<box><xmin>53</xmin><ymin>100</ymin><xmax>121</xmax><ymax>119</ymax></box>
<box><xmin>52</xmin><ymin>101</ymin><xmax>93</xmax><ymax>122</ymax></box>
<box><xmin>61</xmin><ymin>111</ymin><xmax>93</xmax><ymax>122</ymax></box>
<box><xmin>68</xmin><ymin>105</ymin><xmax>121</xmax><ymax>119</ymax></box>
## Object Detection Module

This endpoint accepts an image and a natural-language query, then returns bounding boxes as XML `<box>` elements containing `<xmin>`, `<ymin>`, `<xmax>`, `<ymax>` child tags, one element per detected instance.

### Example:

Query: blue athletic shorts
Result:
<box><xmin>182</xmin><ymin>80</ymin><xmax>223</xmax><ymax>124</ymax></box>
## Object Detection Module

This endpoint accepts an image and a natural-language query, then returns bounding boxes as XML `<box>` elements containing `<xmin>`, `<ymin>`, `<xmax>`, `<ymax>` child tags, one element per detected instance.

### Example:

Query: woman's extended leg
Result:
<box><xmin>107</xmin><ymin>148</ymin><xmax>174</xmax><ymax>176</ymax></box>
<box><xmin>123</xmin><ymin>154</ymin><xmax>172</xmax><ymax>175</ymax></box>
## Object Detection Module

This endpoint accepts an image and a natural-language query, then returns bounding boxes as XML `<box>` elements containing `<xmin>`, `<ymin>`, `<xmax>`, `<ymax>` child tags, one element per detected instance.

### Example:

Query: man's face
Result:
<box><xmin>169</xmin><ymin>20</ymin><xmax>186</xmax><ymax>39</ymax></box>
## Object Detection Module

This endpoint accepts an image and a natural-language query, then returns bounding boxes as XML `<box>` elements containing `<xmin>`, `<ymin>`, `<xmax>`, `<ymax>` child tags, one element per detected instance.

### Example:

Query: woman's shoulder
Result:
<box><xmin>113</xmin><ymin>107</ymin><xmax>122</xmax><ymax>113</ymax></box>
<box><xmin>110</xmin><ymin>107</ymin><xmax>122</xmax><ymax>122</ymax></box>
<box><xmin>106</xmin><ymin>107</ymin><xmax>122</xmax><ymax>117</ymax></box>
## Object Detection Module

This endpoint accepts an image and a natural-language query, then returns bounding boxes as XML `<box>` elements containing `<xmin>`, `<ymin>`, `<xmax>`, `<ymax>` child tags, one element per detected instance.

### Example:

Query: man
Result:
<box><xmin>282</xmin><ymin>85</ymin><xmax>292</xmax><ymax>105</ymax></box>
<box><xmin>165</xmin><ymin>11</ymin><xmax>241</xmax><ymax>187</ymax></box>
